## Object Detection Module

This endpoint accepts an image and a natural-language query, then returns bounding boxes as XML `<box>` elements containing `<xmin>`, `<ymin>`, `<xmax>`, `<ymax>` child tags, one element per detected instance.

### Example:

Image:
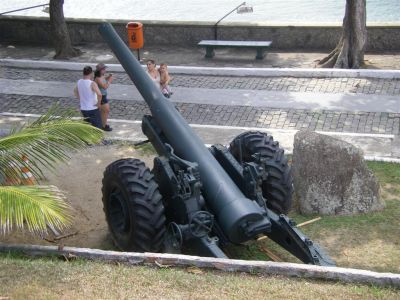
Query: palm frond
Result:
<box><xmin>0</xmin><ymin>185</ymin><xmax>73</xmax><ymax>235</ymax></box>
<box><xmin>0</xmin><ymin>108</ymin><xmax>103</xmax><ymax>183</ymax></box>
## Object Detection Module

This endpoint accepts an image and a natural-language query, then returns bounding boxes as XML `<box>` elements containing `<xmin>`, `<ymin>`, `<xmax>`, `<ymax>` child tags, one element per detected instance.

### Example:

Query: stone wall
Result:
<box><xmin>0</xmin><ymin>15</ymin><xmax>399</xmax><ymax>50</ymax></box>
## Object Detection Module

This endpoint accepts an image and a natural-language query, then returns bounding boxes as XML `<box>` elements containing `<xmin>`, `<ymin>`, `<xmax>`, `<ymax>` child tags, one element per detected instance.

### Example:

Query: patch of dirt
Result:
<box><xmin>380</xmin><ymin>183</ymin><xmax>400</xmax><ymax>201</ymax></box>
<box><xmin>2</xmin><ymin>144</ymin><xmax>399</xmax><ymax>273</ymax></box>
<box><xmin>1</xmin><ymin>144</ymin><xmax>155</xmax><ymax>249</ymax></box>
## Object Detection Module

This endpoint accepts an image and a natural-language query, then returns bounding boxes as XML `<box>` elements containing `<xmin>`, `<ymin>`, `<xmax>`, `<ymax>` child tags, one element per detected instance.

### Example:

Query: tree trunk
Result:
<box><xmin>49</xmin><ymin>0</ymin><xmax>81</xmax><ymax>59</ymax></box>
<box><xmin>317</xmin><ymin>0</ymin><xmax>367</xmax><ymax>69</ymax></box>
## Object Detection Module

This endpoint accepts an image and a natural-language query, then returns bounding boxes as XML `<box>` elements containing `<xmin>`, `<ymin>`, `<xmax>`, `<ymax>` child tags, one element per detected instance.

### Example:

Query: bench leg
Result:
<box><xmin>256</xmin><ymin>48</ymin><xmax>265</xmax><ymax>60</ymax></box>
<box><xmin>205</xmin><ymin>47</ymin><xmax>215</xmax><ymax>59</ymax></box>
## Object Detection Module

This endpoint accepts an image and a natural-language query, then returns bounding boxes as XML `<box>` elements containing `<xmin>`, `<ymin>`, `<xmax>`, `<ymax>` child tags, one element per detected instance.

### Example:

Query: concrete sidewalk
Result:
<box><xmin>1</xmin><ymin>56</ymin><xmax>399</xmax><ymax>158</ymax></box>
<box><xmin>3</xmin><ymin>93</ymin><xmax>399</xmax><ymax>135</ymax></box>
<box><xmin>1</xmin><ymin>114</ymin><xmax>399</xmax><ymax>162</ymax></box>
<box><xmin>1</xmin><ymin>78</ymin><xmax>399</xmax><ymax>113</ymax></box>
<box><xmin>0</xmin><ymin>58</ymin><xmax>399</xmax><ymax>135</ymax></box>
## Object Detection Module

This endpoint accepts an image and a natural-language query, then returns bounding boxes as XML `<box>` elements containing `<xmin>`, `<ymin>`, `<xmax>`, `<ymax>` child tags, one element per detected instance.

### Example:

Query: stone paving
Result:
<box><xmin>1</xmin><ymin>67</ymin><xmax>400</xmax><ymax>95</ymax></box>
<box><xmin>1</xmin><ymin>94</ymin><xmax>399</xmax><ymax>135</ymax></box>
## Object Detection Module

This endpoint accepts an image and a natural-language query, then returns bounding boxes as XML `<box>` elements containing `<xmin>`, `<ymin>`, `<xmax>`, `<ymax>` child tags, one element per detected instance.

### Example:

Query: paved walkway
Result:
<box><xmin>2</xmin><ymin>77</ymin><xmax>400</xmax><ymax>113</ymax></box>
<box><xmin>0</xmin><ymin>58</ymin><xmax>399</xmax><ymax>158</ymax></box>
<box><xmin>0</xmin><ymin>60</ymin><xmax>399</xmax><ymax>137</ymax></box>
<box><xmin>1</xmin><ymin>114</ymin><xmax>398</xmax><ymax>161</ymax></box>
<box><xmin>1</xmin><ymin>91</ymin><xmax>399</xmax><ymax>135</ymax></box>
<box><xmin>2</xmin><ymin>66</ymin><xmax>400</xmax><ymax>95</ymax></box>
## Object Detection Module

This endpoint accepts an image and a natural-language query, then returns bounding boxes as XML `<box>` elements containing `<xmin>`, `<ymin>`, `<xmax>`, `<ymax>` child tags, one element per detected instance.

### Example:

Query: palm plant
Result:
<box><xmin>0</xmin><ymin>108</ymin><xmax>103</xmax><ymax>235</ymax></box>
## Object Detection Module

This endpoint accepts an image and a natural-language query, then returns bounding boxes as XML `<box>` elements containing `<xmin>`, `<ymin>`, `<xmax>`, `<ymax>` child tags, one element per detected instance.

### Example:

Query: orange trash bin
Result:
<box><xmin>126</xmin><ymin>22</ymin><xmax>144</xmax><ymax>49</ymax></box>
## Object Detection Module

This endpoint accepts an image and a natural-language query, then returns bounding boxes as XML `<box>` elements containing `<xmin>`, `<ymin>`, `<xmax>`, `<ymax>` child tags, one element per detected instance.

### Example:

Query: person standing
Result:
<box><xmin>74</xmin><ymin>66</ymin><xmax>102</xmax><ymax>129</ymax></box>
<box><xmin>146</xmin><ymin>59</ymin><xmax>161</xmax><ymax>88</ymax></box>
<box><xmin>94</xmin><ymin>63</ymin><xmax>113</xmax><ymax>131</ymax></box>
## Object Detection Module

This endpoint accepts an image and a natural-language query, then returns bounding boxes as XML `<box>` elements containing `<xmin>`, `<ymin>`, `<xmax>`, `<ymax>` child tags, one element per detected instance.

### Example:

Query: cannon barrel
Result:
<box><xmin>99</xmin><ymin>23</ymin><xmax>269</xmax><ymax>243</ymax></box>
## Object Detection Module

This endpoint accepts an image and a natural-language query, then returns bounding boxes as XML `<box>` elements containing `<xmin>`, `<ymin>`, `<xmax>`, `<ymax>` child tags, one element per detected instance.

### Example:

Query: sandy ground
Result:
<box><xmin>2</xmin><ymin>142</ymin><xmax>399</xmax><ymax>273</ymax></box>
<box><xmin>1</xmin><ymin>43</ymin><xmax>400</xmax><ymax>69</ymax></box>
<box><xmin>2</xmin><ymin>144</ymin><xmax>155</xmax><ymax>249</ymax></box>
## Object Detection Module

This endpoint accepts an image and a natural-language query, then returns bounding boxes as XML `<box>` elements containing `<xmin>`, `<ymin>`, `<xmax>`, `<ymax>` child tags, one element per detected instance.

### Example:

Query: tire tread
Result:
<box><xmin>102</xmin><ymin>158</ymin><xmax>166</xmax><ymax>252</ymax></box>
<box><xmin>229</xmin><ymin>131</ymin><xmax>293</xmax><ymax>214</ymax></box>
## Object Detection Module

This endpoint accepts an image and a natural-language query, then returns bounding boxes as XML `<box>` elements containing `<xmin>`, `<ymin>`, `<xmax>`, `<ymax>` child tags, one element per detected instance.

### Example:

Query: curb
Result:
<box><xmin>108</xmin><ymin>136</ymin><xmax>400</xmax><ymax>164</ymax></box>
<box><xmin>1</xmin><ymin>112</ymin><xmax>399</xmax><ymax>163</ymax></box>
<box><xmin>1</xmin><ymin>58</ymin><xmax>400</xmax><ymax>79</ymax></box>
<box><xmin>0</xmin><ymin>243</ymin><xmax>399</xmax><ymax>288</ymax></box>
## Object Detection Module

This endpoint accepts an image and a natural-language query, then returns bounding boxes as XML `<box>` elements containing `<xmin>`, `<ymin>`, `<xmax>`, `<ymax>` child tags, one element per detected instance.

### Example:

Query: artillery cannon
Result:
<box><xmin>99</xmin><ymin>23</ymin><xmax>335</xmax><ymax>266</ymax></box>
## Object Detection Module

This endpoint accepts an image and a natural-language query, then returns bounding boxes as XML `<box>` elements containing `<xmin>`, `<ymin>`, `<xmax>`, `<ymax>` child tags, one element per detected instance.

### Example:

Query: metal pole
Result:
<box><xmin>214</xmin><ymin>2</ymin><xmax>246</xmax><ymax>40</ymax></box>
<box><xmin>137</xmin><ymin>49</ymin><xmax>140</xmax><ymax>61</ymax></box>
<box><xmin>0</xmin><ymin>3</ymin><xmax>48</xmax><ymax>15</ymax></box>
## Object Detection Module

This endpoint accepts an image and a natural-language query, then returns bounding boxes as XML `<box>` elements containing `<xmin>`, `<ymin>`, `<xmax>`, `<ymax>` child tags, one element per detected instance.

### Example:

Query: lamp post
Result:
<box><xmin>0</xmin><ymin>3</ymin><xmax>48</xmax><ymax>15</ymax></box>
<box><xmin>214</xmin><ymin>2</ymin><xmax>253</xmax><ymax>40</ymax></box>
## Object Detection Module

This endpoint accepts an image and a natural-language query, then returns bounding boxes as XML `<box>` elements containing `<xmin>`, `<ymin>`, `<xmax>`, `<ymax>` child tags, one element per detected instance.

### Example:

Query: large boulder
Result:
<box><xmin>292</xmin><ymin>131</ymin><xmax>383</xmax><ymax>215</ymax></box>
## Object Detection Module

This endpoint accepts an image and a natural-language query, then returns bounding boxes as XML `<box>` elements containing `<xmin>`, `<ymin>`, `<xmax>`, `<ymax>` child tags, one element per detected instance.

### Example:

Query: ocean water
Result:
<box><xmin>1</xmin><ymin>0</ymin><xmax>399</xmax><ymax>23</ymax></box>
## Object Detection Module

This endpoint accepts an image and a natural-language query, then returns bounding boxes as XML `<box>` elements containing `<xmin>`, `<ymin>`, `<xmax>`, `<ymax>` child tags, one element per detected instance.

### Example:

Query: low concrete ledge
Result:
<box><xmin>1</xmin><ymin>15</ymin><xmax>400</xmax><ymax>50</ymax></box>
<box><xmin>1</xmin><ymin>59</ymin><xmax>400</xmax><ymax>79</ymax></box>
<box><xmin>168</xmin><ymin>66</ymin><xmax>400</xmax><ymax>79</ymax></box>
<box><xmin>0</xmin><ymin>243</ymin><xmax>399</xmax><ymax>287</ymax></box>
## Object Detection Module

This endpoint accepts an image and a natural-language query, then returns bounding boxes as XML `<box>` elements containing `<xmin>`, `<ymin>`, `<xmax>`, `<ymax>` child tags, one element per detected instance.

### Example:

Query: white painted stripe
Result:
<box><xmin>1</xmin><ymin>112</ymin><xmax>84</xmax><ymax>121</ymax></box>
<box><xmin>1</xmin><ymin>112</ymin><xmax>395</xmax><ymax>139</ymax></box>
<box><xmin>189</xmin><ymin>123</ymin><xmax>296</xmax><ymax>134</ymax></box>
<box><xmin>1</xmin><ymin>112</ymin><xmax>42</xmax><ymax>118</ymax></box>
<box><xmin>2</xmin><ymin>58</ymin><xmax>400</xmax><ymax>79</ymax></box>
<box><xmin>364</xmin><ymin>156</ymin><xmax>400</xmax><ymax>163</ymax></box>
<box><xmin>314</xmin><ymin>131</ymin><xmax>395</xmax><ymax>139</ymax></box>
<box><xmin>2</xmin><ymin>113</ymin><xmax>399</xmax><ymax>162</ymax></box>
<box><xmin>107</xmin><ymin>118</ymin><xmax>142</xmax><ymax>124</ymax></box>
<box><xmin>108</xmin><ymin>138</ymin><xmax>400</xmax><ymax>163</ymax></box>
<box><xmin>189</xmin><ymin>123</ymin><xmax>395</xmax><ymax>139</ymax></box>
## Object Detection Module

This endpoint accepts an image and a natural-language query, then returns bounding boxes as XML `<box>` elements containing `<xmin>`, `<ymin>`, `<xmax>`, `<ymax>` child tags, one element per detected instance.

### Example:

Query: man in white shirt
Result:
<box><xmin>74</xmin><ymin>66</ymin><xmax>103</xmax><ymax>128</ymax></box>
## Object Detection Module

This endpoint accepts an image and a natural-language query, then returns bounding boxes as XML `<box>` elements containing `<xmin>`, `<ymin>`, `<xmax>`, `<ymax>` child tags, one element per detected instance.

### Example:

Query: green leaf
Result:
<box><xmin>0</xmin><ymin>107</ymin><xmax>104</xmax><ymax>183</ymax></box>
<box><xmin>0</xmin><ymin>185</ymin><xmax>73</xmax><ymax>235</ymax></box>
<box><xmin>0</xmin><ymin>107</ymin><xmax>104</xmax><ymax>236</ymax></box>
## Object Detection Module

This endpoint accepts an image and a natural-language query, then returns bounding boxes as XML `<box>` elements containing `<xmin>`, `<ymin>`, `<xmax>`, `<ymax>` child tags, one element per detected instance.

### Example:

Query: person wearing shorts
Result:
<box><xmin>74</xmin><ymin>66</ymin><xmax>102</xmax><ymax>129</ymax></box>
<box><xmin>95</xmin><ymin>63</ymin><xmax>113</xmax><ymax>131</ymax></box>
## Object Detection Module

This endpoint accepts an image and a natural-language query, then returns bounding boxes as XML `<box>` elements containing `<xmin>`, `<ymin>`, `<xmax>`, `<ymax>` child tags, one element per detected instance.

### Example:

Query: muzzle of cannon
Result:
<box><xmin>99</xmin><ymin>23</ymin><xmax>335</xmax><ymax>266</ymax></box>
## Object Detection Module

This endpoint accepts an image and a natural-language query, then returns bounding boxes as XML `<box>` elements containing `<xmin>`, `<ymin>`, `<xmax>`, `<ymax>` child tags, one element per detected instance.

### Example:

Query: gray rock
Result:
<box><xmin>292</xmin><ymin>131</ymin><xmax>383</xmax><ymax>215</ymax></box>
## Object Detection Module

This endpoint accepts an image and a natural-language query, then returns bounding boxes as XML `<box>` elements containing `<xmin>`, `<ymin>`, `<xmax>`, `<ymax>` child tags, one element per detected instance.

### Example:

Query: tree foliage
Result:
<box><xmin>0</xmin><ymin>108</ymin><xmax>103</xmax><ymax>235</ymax></box>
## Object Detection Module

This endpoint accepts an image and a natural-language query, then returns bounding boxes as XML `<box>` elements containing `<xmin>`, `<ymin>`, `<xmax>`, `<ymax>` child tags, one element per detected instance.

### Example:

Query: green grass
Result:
<box><xmin>135</xmin><ymin>142</ymin><xmax>157</xmax><ymax>156</ymax></box>
<box><xmin>367</xmin><ymin>161</ymin><xmax>400</xmax><ymax>195</ymax></box>
<box><xmin>0</xmin><ymin>159</ymin><xmax>398</xmax><ymax>299</ymax></box>
<box><xmin>228</xmin><ymin>161</ymin><xmax>400</xmax><ymax>273</ymax></box>
<box><xmin>0</xmin><ymin>253</ymin><xmax>398</xmax><ymax>300</ymax></box>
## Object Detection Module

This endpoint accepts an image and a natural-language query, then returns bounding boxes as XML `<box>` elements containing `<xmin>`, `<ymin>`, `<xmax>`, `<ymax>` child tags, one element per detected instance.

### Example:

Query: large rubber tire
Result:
<box><xmin>229</xmin><ymin>131</ymin><xmax>293</xmax><ymax>214</ymax></box>
<box><xmin>102</xmin><ymin>158</ymin><xmax>166</xmax><ymax>252</ymax></box>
